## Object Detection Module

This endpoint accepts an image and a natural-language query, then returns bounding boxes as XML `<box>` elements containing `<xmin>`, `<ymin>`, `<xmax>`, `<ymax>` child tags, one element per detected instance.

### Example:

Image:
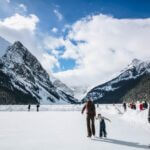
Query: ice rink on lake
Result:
<box><xmin>0</xmin><ymin>105</ymin><xmax>149</xmax><ymax>150</ymax></box>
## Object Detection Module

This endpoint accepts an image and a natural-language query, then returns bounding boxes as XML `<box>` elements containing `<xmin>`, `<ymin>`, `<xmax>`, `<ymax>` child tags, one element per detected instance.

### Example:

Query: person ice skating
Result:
<box><xmin>28</xmin><ymin>104</ymin><xmax>31</xmax><ymax>111</ymax></box>
<box><xmin>96</xmin><ymin>113</ymin><xmax>111</xmax><ymax>138</ymax></box>
<box><xmin>123</xmin><ymin>102</ymin><xmax>127</xmax><ymax>112</ymax></box>
<box><xmin>36</xmin><ymin>103</ymin><xmax>40</xmax><ymax>112</ymax></box>
<box><xmin>82</xmin><ymin>98</ymin><xmax>96</xmax><ymax>138</ymax></box>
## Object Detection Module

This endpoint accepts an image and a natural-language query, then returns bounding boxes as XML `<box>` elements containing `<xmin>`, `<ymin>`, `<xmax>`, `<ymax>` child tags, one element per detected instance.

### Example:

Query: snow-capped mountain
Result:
<box><xmin>50</xmin><ymin>74</ymin><xmax>90</xmax><ymax>101</ymax></box>
<box><xmin>0</xmin><ymin>41</ymin><xmax>77</xmax><ymax>104</ymax></box>
<box><xmin>71</xmin><ymin>85</ymin><xmax>91</xmax><ymax>101</ymax></box>
<box><xmin>0</xmin><ymin>36</ymin><xmax>11</xmax><ymax>57</ymax></box>
<box><xmin>84</xmin><ymin>59</ymin><xmax>150</xmax><ymax>104</ymax></box>
<box><xmin>51</xmin><ymin>78</ymin><xmax>74</xmax><ymax>97</ymax></box>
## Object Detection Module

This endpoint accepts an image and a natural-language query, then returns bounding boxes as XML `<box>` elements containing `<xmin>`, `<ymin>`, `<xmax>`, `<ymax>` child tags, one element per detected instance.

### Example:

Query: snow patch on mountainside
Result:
<box><xmin>71</xmin><ymin>85</ymin><xmax>91</xmax><ymax>101</ymax></box>
<box><xmin>50</xmin><ymin>75</ymin><xmax>74</xmax><ymax>97</ymax></box>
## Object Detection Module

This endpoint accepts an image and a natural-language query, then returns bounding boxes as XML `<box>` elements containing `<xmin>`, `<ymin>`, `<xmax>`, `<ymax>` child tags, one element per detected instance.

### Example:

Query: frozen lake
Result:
<box><xmin>0</xmin><ymin>105</ymin><xmax>149</xmax><ymax>150</ymax></box>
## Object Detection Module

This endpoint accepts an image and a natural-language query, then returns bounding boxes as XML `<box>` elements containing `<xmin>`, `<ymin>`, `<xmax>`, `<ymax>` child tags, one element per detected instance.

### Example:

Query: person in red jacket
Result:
<box><xmin>139</xmin><ymin>102</ymin><xmax>143</xmax><ymax>111</ymax></box>
<box><xmin>82</xmin><ymin>98</ymin><xmax>96</xmax><ymax>137</ymax></box>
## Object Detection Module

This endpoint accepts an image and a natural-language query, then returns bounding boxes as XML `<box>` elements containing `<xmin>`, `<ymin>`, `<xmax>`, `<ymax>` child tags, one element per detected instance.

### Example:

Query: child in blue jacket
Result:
<box><xmin>96</xmin><ymin>113</ymin><xmax>111</xmax><ymax>138</ymax></box>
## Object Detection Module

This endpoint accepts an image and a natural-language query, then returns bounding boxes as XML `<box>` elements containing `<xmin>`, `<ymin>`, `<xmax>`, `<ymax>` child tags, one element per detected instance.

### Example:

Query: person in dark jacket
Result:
<box><xmin>143</xmin><ymin>101</ymin><xmax>148</xmax><ymax>109</ymax></box>
<box><xmin>148</xmin><ymin>103</ymin><xmax>150</xmax><ymax>123</ymax></box>
<box><xmin>82</xmin><ymin>99</ymin><xmax>96</xmax><ymax>137</ymax></box>
<box><xmin>36</xmin><ymin>103</ymin><xmax>40</xmax><ymax>112</ymax></box>
<box><xmin>96</xmin><ymin>113</ymin><xmax>111</xmax><ymax>138</ymax></box>
<box><xmin>28</xmin><ymin>104</ymin><xmax>31</xmax><ymax>111</ymax></box>
<box><xmin>123</xmin><ymin>102</ymin><xmax>127</xmax><ymax>112</ymax></box>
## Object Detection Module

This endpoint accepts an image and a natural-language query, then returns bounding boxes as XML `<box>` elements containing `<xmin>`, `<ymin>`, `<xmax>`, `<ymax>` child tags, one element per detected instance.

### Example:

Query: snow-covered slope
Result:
<box><xmin>0</xmin><ymin>36</ymin><xmax>11</xmax><ymax>57</ymax></box>
<box><xmin>50</xmin><ymin>75</ymin><xmax>74</xmax><ymax>97</ymax></box>
<box><xmin>71</xmin><ymin>85</ymin><xmax>91</xmax><ymax>101</ymax></box>
<box><xmin>0</xmin><ymin>41</ymin><xmax>77</xmax><ymax>104</ymax></box>
<box><xmin>50</xmin><ymin>75</ymin><xmax>90</xmax><ymax>101</ymax></box>
<box><xmin>84</xmin><ymin>59</ymin><xmax>150</xmax><ymax>103</ymax></box>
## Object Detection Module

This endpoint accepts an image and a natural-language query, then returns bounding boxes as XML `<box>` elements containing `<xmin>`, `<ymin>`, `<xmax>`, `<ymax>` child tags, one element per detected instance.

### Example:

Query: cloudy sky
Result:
<box><xmin>0</xmin><ymin>0</ymin><xmax>150</xmax><ymax>88</ymax></box>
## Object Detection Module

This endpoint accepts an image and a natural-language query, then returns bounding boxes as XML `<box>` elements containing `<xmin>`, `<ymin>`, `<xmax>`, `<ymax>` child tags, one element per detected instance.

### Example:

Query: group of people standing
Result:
<box><xmin>28</xmin><ymin>103</ymin><xmax>40</xmax><ymax>112</ymax></box>
<box><xmin>81</xmin><ymin>99</ymin><xmax>111</xmax><ymax>138</ymax></box>
<box><xmin>123</xmin><ymin>101</ymin><xmax>149</xmax><ymax>111</ymax></box>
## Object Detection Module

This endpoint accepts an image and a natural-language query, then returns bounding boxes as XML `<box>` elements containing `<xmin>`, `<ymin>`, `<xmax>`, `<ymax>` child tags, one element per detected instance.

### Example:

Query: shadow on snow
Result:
<box><xmin>92</xmin><ymin>137</ymin><xmax>149</xmax><ymax>149</ymax></box>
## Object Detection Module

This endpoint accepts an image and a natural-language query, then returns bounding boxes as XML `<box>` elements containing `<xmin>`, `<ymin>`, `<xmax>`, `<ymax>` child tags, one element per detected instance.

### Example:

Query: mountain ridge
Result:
<box><xmin>84</xmin><ymin>59</ymin><xmax>150</xmax><ymax>103</ymax></box>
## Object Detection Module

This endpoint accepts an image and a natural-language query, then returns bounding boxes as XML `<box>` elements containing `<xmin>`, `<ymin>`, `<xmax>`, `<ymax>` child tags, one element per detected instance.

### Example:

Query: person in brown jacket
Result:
<box><xmin>82</xmin><ymin>99</ymin><xmax>96</xmax><ymax>137</ymax></box>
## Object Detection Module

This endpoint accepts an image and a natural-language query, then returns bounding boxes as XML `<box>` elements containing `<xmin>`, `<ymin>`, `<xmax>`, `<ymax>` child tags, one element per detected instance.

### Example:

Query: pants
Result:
<box><xmin>123</xmin><ymin>106</ymin><xmax>126</xmax><ymax>112</ymax></box>
<box><xmin>86</xmin><ymin>115</ymin><xmax>95</xmax><ymax>137</ymax></box>
<box><xmin>100</xmin><ymin>124</ymin><xmax>107</xmax><ymax>137</ymax></box>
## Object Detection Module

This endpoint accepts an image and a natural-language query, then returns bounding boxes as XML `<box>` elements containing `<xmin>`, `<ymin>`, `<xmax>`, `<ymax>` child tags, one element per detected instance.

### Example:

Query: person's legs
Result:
<box><xmin>103</xmin><ymin>126</ymin><xmax>107</xmax><ymax>137</ymax></box>
<box><xmin>86</xmin><ymin>116</ymin><xmax>91</xmax><ymax>137</ymax></box>
<box><xmin>91</xmin><ymin>116</ymin><xmax>95</xmax><ymax>136</ymax></box>
<box><xmin>99</xmin><ymin>125</ymin><xmax>103</xmax><ymax>137</ymax></box>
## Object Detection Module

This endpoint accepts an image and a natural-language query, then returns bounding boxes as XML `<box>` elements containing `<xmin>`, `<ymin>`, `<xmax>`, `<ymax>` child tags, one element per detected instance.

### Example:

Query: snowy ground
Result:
<box><xmin>0</xmin><ymin>105</ymin><xmax>150</xmax><ymax>150</ymax></box>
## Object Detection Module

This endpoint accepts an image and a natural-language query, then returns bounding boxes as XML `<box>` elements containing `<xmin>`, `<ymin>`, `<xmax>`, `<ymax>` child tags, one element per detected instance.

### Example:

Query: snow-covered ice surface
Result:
<box><xmin>0</xmin><ymin>105</ymin><xmax>150</xmax><ymax>150</ymax></box>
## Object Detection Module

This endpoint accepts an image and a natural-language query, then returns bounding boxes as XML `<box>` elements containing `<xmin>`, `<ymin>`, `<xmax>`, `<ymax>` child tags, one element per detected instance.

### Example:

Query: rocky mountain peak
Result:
<box><xmin>131</xmin><ymin>58</ymin><xmax>141</xmax><ymax>66</ymax></box>
<box><xmin>3</xmin><ymin>41</ymin><xmax>28</xmax><ymax>63</ymax></box>
<box><xmin>0</xmin><ymin>40</ymin><xmax>77</xmax><ymax>104</ymax></box>
<box><xmin>2</xmin><ymin>41</ymin><xmax>50</xmax><ymax>83</ymax></box>
<box><xmin>121</xmin><ymin>59</ymin><xmax>150</xmax><ymax>78</ymax></box>
<box><xmin>13</xmin><ymin>41</ymin><xmax>24</xmax><ymax>48</ymax></box>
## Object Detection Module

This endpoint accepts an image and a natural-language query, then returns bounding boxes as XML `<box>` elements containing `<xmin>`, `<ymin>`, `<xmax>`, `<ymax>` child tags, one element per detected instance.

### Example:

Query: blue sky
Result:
<box><xmin>1</xmin><ymin>0</ymin><xmax>150</xmax><ymax>34</ymax></box>
<box><xmin>3</xmin><ymin>0</ymin><xmax>150</xmax><ymax>30</ymax></box>
<box><xmin>0</xmin><ymin>0</ymin><xmax>150</xmax><ymax>87</ymax></box>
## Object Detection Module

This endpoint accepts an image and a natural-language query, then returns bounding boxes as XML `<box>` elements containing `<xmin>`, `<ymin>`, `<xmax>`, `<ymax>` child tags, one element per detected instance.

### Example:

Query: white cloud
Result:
<box><xmin>41</xmin><ymin>53</ymin><xmax>60</xmax><ymax>73</ymax></box>
<box><xmin>0</xmin><ymin>13</ymin><xmax>39</xmax><ymax>31</ymax></box>
<box><xmin>0</xmin><ymin>13</ymin><xmax>40</xmax><ymax>55</ymax></box>
<box><xmin>18</xmin><ymin>4</ymin><xmax>27</xmax><ymax>12</ymax></box>
<box><xmin>5</xmin><ymin>0</ymin><xmax>10</xmax><ymax>3</ymax></box>
<box><xmin>53</xmin><ymin>14</ymin><xmax>150</xmax><ymax>88</ymax></box>
<box><xmin>43</xmin><ymin>35</ymin><xmax>81</xmax><ymax>59</ymax></box>
<box><xmin>53</xmin><ymin>9</ymin><xmax>63</xmax><ymax>21</ymax></box>
<box><xmin>51</xmin><ymin>27</ymin><xmax>58</xmax><ymax>33</ymax></box>
<box><xmin>44</xmin><ymin>36</ymin><xmax>64</xmax><ymax>50</ymax></box>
